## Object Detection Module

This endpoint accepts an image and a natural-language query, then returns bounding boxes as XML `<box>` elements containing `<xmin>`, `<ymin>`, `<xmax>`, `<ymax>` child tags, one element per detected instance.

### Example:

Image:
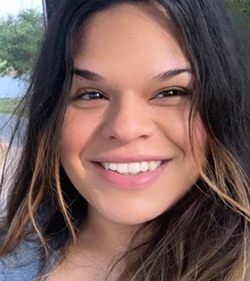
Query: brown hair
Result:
<box><xmin>1</xmin><ymin>0</ymin><xmax>250</xmax><ymax>280</ymax></box>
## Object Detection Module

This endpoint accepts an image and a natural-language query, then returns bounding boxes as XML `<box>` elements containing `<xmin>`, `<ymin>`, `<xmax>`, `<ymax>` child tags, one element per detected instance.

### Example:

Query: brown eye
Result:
<box><xmin>156</xmin><ymin>89</ymin><xmax>188</xmax><ymax>98</ymax></box>
<box><xmin>79</xmin><ymin>91</ymin><xmax>107</xmax><ymax>100</ymax></box>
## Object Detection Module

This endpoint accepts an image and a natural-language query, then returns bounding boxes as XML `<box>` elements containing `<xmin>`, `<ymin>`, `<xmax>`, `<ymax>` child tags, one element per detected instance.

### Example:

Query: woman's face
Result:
<box><xmin>60</xmin><ymin>4</ymin><xmax>207</xmax><ymax>225</ymax></box>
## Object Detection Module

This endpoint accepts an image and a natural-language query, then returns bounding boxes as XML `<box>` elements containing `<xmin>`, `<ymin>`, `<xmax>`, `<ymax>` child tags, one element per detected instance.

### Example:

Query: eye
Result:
<box><xmin>155</xmin><ymin>88</ymin><xmax>188</xmax><ymax>98</ymax></box>
<box><xmin>77</xmin><ymin>91</ymin><xmax>107</xmax><ymax>100</ymax></box>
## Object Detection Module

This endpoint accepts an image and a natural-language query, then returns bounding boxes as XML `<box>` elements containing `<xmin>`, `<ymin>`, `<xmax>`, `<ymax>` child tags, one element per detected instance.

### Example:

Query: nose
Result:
<box><xmin>101</xmin><ymin>94</ymin><xmax>157</xmax><ymax>144</ymax></box>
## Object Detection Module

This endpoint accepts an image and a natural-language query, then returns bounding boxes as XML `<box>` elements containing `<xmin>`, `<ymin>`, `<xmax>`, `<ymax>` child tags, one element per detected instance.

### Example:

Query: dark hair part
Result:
<box><xmin>1</xmin><ymin>0</ymin><xmax>250</xmax><ymax>280</ymax></box>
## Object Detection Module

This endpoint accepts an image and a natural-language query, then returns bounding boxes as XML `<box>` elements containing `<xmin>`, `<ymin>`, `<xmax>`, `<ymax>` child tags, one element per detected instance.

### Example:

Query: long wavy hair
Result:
<box><xmin>1</xmin><ymin>0</ymin><xmax>250</xmax><ymax>280</ymax></box>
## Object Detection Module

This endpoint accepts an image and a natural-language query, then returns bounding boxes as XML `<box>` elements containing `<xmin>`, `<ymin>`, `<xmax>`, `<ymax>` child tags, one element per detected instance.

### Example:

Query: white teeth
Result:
<box><xmin>149</xmin><ymin>161</ymin><xmax>162</xmax><ymax>171</ymax></box>
<box><xmin>149</xmin><ymin>161</ymin><xmax>157</xmax><ymax>171</ymax></box>
<box><xmin>103</xmin><ymin>163</ymin><xmax>109</xmax><ymax>170</ymax></box>
<box><xmin>156</xmin><ymin>160</ymin><xmax>162</xmax><ymax>167</ymax></box>
<box><xmin>128</xmin><ymin>162</ymin><xmax>141</xmax><ymax>174</ymax></box>
<box><xmin>109</xmin><ymin>163</ymin><xmax>117</xmax><ymax>171</ymax></box>
<box><xmin>140</xmin><ymin>161</ymin><xmax>148</xmax><ymax>172</ymax></box>
<box><xmin>100</xmin><ymin>160</ymin><xmax>163</xmax><ymax>175</ymax></box>
<box><xmin>117</xmin><ymin>163</ymin><xmax>129</xmax><ymax>174</ymax></box>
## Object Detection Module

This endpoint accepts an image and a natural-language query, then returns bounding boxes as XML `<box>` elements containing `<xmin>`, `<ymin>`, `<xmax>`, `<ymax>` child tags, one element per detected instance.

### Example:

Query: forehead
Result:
<box><xmin>74</xmin><ymin>3</ymin><xmax>189</xmax><ymax>87</ymax></box>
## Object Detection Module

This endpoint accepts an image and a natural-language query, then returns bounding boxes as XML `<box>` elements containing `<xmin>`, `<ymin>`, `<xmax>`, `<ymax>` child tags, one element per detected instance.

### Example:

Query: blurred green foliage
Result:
<box><xmin>0</xmin><ymin>9</ymin><xmax>44</xmax><ymax>77</ymax></box>
<box><xmin>0</xmin><ymin>98</ymin><xmax>22</xmax><ymax>115</ymax></box>
<box><xmin>226</xmin><ymin>0</ymin><xmax>250</xmax><ymax>28</ymax></box>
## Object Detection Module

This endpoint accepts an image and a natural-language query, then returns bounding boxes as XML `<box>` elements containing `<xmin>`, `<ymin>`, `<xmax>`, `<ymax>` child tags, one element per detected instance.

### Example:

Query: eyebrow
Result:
<box><xmin>73</xmin><ymin>67</ymin><xmax>193</xmax><ymax>83</ymax></box>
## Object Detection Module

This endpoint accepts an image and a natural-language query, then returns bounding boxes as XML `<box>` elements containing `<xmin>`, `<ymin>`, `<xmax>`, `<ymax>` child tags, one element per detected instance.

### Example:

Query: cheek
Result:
<box><xmin>59</xmin><ymin>109</ymin><xmax>97</xmax><ymax>190</ymax></box>
<box><xmin>155</xmin><ymin>105</ymin><xmax>191</xmax><ymax>151</ymax></box>
<box><xmin>191</xmin><ymin>115</ymin><xmax>208</xmax><ymax>159</ymax></box>
<box><xmin>157</xmin><ymin>106</ymin><xmax>207</xmax><ymax>176</ymax></box>
<box><xmin>60</xmin><ymin>108</ymin><xmax>101</xmax><ymax>153</ymax></box>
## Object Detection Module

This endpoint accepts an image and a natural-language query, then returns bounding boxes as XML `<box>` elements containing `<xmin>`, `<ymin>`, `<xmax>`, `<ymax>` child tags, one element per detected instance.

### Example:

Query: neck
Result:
<box><xmin>77</xmin><ymin>205</ymin><xmax>141</xmax><ymax>257</ymax></box>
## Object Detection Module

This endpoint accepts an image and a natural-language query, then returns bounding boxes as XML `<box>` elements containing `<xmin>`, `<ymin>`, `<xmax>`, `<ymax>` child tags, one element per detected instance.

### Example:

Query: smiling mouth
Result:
<box><xmin>92</xmin><ymin>159</ymin><xmax>170</xmax><ymax>189</ymax></box>
<box><xmin>94</xmin><ymin>160</ymin><xmax>168</xmax><ymax>176</ymax></box>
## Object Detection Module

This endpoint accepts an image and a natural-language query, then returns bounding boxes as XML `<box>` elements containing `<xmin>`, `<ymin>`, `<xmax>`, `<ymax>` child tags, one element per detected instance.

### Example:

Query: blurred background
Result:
<box><xmin>0</xmin><ymin>0</ymin><xmax>44</xmax><ymax>149</ymax></box>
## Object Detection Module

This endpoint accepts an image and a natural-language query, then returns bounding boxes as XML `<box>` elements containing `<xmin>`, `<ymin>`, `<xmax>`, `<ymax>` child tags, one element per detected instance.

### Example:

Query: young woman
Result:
<box><xmin>0</xmin><ymin>0</ymin><xmax>250</xmax><ymax>280</ymax></box>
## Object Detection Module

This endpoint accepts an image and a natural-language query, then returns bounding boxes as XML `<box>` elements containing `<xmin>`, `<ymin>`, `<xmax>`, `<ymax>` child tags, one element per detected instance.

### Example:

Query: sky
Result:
<box><xmin>0</xmin><ymin>0</ymin><xmax>43</xmax><ymax>17</ymax></box>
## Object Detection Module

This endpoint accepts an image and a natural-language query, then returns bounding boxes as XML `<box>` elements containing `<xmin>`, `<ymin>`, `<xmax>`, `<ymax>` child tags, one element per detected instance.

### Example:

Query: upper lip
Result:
<box><xmin>92</xmin><ymin>155</ymin><xmax>171</xmax><ymax>163</ymax></box>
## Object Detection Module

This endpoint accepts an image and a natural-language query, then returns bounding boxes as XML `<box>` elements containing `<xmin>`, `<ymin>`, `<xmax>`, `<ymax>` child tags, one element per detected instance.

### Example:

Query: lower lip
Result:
<box><xmin>92</xmin><ymin>161</ymin><xmax>169</xmax><ymax>190</ymax></box>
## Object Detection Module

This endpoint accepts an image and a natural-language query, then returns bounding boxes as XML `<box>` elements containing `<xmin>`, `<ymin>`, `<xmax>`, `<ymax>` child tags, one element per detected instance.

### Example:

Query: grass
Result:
<box><xmin>0</xmin><ymin>98</ymin><xmax>22</xmax><ymax>115</ymax></box>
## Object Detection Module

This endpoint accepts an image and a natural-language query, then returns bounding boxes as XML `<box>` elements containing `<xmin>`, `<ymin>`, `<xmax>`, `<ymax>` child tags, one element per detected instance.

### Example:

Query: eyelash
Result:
<box><xmin>76</xmin><ymin>88</ymin><xmax>189</xmax><ymax>101</ymax></box>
